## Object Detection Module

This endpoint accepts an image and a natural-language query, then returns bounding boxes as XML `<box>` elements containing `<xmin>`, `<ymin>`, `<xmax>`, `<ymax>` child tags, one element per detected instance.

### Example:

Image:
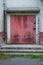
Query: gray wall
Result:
<box><xmin>0</xmin><ymin>0</ymin><xmax>3</xmax><ymax>32</ymax></box>
<box><xmin>37</xmin><ymin>0</ymin><xmax>43</xmax><ymax>32</ymax></box>
<box><xmin>6</xmin><ymin>0</ymin><xmax>43</xmax><ymax>32</ymax></box>
<box><xmin>0</xmin><ymin>0</ymin><xmax>43</xmax><ymax>32</ymax></box>
<box><xmin>0</xmin><ymin>0</ymin><xmax>43</xmax><ymax>43</ymax></box>
<box><xmin>6</xmin><ymin>0</ymin><xmax>38</xmax><ymax>7</ymax></box>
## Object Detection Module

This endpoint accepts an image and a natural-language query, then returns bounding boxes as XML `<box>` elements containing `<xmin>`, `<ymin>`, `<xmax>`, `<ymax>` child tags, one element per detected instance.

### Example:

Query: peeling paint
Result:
<box><xmin>10</xmin><ymin>15</ymin><xmax>36</xmax><ymax>44</ymax></box>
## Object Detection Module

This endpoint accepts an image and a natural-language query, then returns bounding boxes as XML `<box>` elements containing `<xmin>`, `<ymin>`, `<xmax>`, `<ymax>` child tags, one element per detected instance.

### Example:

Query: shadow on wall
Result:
<box><xmin>0</xmin><ymin>32</ymin><xmax>7</xmax><ymax>44</ymax></box>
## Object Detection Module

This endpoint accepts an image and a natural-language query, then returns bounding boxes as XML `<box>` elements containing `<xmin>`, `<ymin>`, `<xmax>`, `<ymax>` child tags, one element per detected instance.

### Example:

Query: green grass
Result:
<box><xmin>0</xmin><ymin>52</ymin><xmax>43</xmax><ymax>60</ymax></box>
<box><xmin>0</xmin><ymin>53</ymin><xmax>11</xmax><ymax>60</ymax></box>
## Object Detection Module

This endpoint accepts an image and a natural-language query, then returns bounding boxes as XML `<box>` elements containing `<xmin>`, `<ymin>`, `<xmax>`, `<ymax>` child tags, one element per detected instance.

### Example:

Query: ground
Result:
<box><xmin>0</xmin><ymin>53</ymin><xmax>43</xmax><ymax>65</ymax></box>
<box><xmin>0</xmin><ymin>58</ymin><xmax>43</xmax><ymax>65</ymax></box>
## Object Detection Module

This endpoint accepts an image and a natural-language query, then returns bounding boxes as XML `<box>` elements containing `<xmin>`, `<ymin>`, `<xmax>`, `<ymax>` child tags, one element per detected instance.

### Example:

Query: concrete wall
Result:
<box><xmin>37</xmin><ymin>0</ymin><xmax>43</xmax><ymax>44</ymax></box>
<box><xmin>6</xmin><ymin>0</ymin><xmax>43</xmax><ymax>44</ymax></box>
<box><xmin>6</xmin><ymin>0</ymin><xmax>38</xmax><ymax>7</ymax></box>
<box><xmin>0</xmin><ymin>0</ymin><xmax>43</xmax><ymax>44</ymax></box>
<box><xmin>6</xmin><ymin>0</ymin><xmax>43</xmax><ymax>33</ymax></box>
<box><xmin>0</xmin><ymin>0</ymin><xmax>3</xmax><ymax>43</ymax></box>
<box><xmin>37</xmin><ymin>0</ymin><xmax>43</xmax><ymax>32</ymax></box>
<box><xmin>0</xmin><ymin>0</ymin><xmax>3</xmax><ymax>32</ymax></box>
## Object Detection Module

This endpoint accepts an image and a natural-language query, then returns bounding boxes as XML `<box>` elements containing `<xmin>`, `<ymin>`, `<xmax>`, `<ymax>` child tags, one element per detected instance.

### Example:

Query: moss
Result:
<box><xmin>0</xmin><ymin>52</ymin><xmax>43</xmax><ymax>60</ymax></box>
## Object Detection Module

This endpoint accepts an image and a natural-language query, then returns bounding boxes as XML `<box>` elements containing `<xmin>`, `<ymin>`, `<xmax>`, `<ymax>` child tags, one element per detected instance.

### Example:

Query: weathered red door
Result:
<box><xmin>10</xmin><ymin>15</ymin><xmax>36</xmax><ymax>44</ymax></box>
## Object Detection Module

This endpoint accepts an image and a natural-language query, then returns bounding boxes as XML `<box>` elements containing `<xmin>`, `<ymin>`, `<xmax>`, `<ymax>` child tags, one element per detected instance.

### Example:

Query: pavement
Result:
<box><xmin>0</xmin><ymin>58</ymin><xmax>43</xmax><ymax>65</ymax></box>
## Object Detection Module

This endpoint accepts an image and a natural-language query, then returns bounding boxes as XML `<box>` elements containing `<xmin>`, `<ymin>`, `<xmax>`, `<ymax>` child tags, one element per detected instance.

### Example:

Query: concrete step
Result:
<box><xmin>0</xmin><ymin>49</ymin><xmax>43</xmax><ymax>52</ymax></box>
<box><xmin>0</xmin><ymin>52</ymin><xmax>43</xmax><ymax>55</ymax></box>
<box><xmin>0</xmin><ymin>45</ymin><xmax>43</xmax><ymax>55</ymax></box>
<box><xmin>1</xmin><ymin>45</ymin><xmax>43</xmax><ymax>49</ymax></box>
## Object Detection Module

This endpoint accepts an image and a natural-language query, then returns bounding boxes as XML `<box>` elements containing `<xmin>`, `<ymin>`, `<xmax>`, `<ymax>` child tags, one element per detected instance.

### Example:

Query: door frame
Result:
<box><xmin>6</xmin><ymin>13</ymin><xmax>39</xmax><ymax>44</ymax></box>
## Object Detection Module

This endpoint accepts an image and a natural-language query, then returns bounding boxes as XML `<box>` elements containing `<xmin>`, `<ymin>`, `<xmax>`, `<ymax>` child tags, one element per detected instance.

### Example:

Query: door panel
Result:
<box><xmin>10</xmin><ymin>15</ymin><xmax>36</xmax><ymax>44</ymax></box>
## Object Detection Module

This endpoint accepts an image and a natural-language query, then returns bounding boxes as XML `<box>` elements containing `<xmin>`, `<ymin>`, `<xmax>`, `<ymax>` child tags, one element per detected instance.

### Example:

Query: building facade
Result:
<box><xmin>0</xmin><ymin>0</ymin><xmax>43</xmax><ymax>45</ymax></box>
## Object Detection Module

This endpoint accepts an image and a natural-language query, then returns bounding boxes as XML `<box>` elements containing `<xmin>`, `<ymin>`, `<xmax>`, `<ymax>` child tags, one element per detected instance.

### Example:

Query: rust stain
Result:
<box><xmin>40</xmin><ymin>32</ymin><xmax>43</xmax><ymax>45</ymax></box>
<box><xmin>10</xmin><ymin>15</ymin><xmax>36</xmax><ymax>44</ymax></box>
<box><xmin>0</xmin><ymin>32</ymin><xmax>3</xmax><ymax>43</ymax></box>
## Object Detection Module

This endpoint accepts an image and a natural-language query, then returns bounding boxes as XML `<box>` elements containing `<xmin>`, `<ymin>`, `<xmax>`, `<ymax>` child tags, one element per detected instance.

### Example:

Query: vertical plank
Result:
<box><xmin>10</xmin><ymin>15</ymin><xmax>36</xmax><ymax>44</ymax></box>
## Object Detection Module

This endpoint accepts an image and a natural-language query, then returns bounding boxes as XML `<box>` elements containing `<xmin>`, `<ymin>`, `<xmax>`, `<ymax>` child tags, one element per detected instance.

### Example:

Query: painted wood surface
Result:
<box><xmin>10</xmin><ymin>15</ymin><xmax>36</xmax><ymax>44</ymax></box>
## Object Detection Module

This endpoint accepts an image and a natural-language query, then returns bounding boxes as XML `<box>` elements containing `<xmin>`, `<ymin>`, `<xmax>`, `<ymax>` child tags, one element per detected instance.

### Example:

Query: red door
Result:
<box><xmin>10</xmin><ymin>15</ymin><xmax>36</xmax><ymax>44</ymax></box>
